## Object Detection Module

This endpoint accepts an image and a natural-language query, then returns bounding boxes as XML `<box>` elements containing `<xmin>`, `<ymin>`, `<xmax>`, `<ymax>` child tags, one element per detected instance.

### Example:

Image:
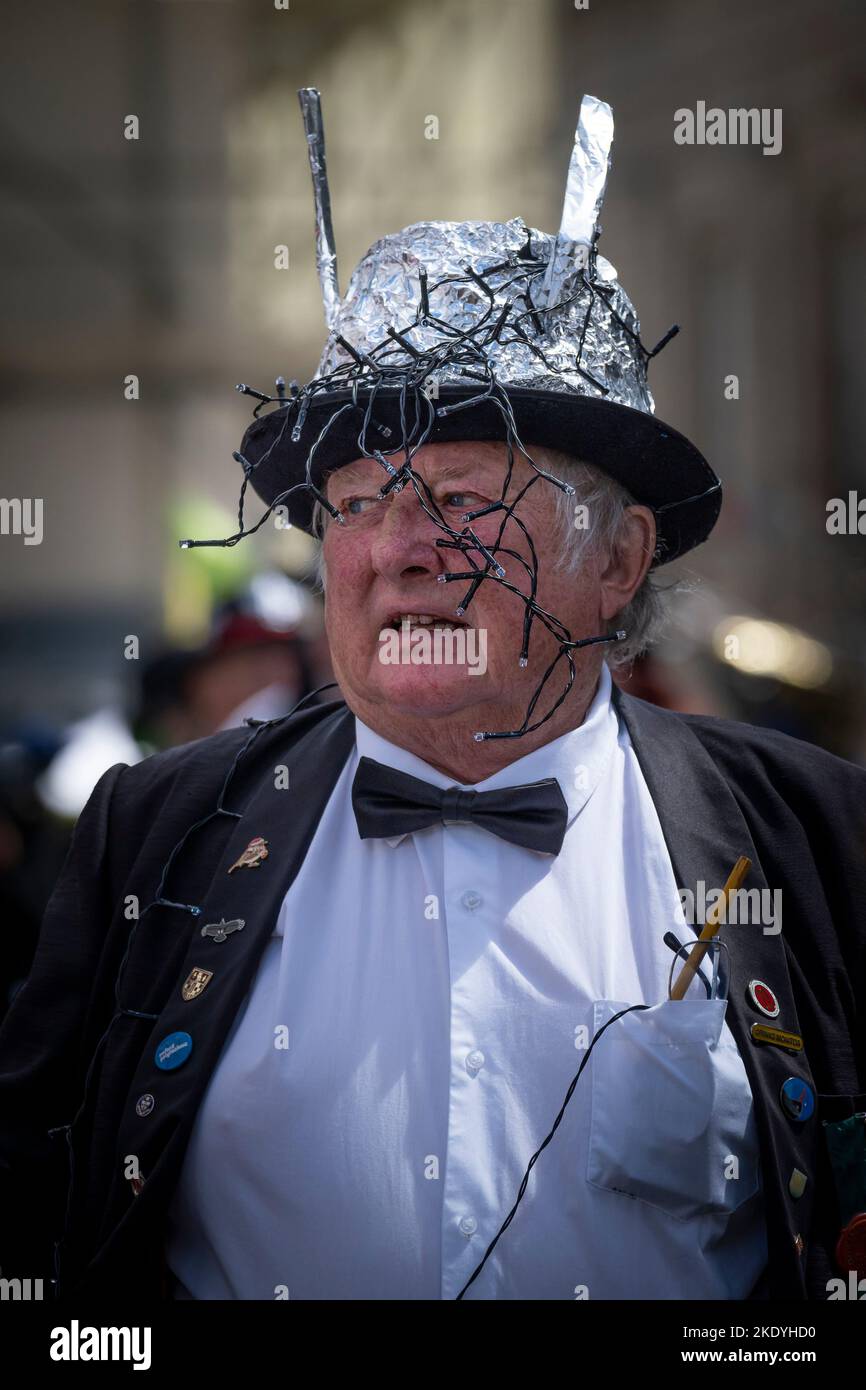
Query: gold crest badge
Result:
<box><xmin>228</xmin><ymin>836</ymin><xmax>269</xmax><ymax>873</ymax></box>
<box><xmin>182</xmin><ymin>967</ymin><xmax>214</xmax><ymax>1001</ymax></box>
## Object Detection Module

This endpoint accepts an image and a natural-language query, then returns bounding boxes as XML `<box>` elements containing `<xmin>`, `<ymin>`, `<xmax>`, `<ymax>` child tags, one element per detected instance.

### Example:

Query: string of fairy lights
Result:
<box><xmin>179</xmin><ymin>228</ymin><xmax>679</xmax><ymax>742</ymax></box>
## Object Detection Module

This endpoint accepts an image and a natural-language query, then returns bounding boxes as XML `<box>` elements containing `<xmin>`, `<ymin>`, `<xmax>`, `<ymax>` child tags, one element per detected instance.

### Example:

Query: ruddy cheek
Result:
<box><xmin>327</xmin><ymin>534</ymin><xmax>372</xmax><ymax>587</ymax></box>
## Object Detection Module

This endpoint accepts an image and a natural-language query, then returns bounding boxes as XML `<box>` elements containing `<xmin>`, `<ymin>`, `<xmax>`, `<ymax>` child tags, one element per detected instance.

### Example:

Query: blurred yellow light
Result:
<box><xmin>713</xmin><ymin>616</ymin><xmax>833</xmax><ymax>689</ymax></box>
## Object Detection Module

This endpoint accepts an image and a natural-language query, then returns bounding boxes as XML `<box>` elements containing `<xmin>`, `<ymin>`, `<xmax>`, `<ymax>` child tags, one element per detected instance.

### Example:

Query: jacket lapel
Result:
<box><xmin>614</xmin><ymin>687</ymin><xmax>819</xmax><ymax>1298</ymax></box>
<box><xmin>86</xmin><ymin>702</ymin><xmax>357</xmax><ymax>1279</ymax></box>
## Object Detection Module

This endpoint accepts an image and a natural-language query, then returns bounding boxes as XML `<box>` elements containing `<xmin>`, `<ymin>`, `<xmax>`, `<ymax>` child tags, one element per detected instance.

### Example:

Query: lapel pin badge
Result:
<box><xmin>135</xmin><ymin>1093</ymin><xmax>155</xmax><ymax>1117</ymax></box>
<box><xmin>788</xmin><ymin>1168</ymin><xmax>808</xmax><ymax>1200</ymax></box>
<box><xmin>182</xmin><ymin>967</ymin><xmax>214</xmax><ymax>1001</ymax></box>
<box><xmin>155</xmin><ymin>1031</ymin><xmax>193</xmax><ymax>1072</ymax></box>
<box><xmin>747</xmin><ymin>979</ymin><xmax>780</xmax><ymax>1018</ymax></box>
<box><xmin>779</xmin><ymin>1076</ymin><xmax>815</xmax><ymax>1123</ymax></box>
<box><xmin>201</xmin><ymin>917</ymin><xmax>245</xmax><ymax>944</ymax></box>
<box><xmin>750</xmin><ymin>1022</ymin><xmax>803</xmax><ymax>1053</ymax></box>
<box><xmin>229</xmin><ymin>836</ymin><xmax>269</xmax><ymax>873</ymax></box>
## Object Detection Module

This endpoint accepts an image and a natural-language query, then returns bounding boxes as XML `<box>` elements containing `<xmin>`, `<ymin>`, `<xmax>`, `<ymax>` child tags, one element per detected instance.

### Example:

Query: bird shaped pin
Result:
<box><xmin>200</xmin><ymin>917</ymin><xmax>246</xmax><ymax>944</ymax></box>
<box><xmin>228</xmin><ymin>837</ymin><xmax>269</xmax><ymax>873</ymax></box>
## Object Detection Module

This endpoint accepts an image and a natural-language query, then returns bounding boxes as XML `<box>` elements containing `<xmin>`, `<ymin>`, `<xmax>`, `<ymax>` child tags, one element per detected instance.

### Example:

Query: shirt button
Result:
<box><xmin>461</xmin><ymin>890</ymin><xmax>483</xmax><ymax>911</ymax></box>
<box><xmin>459</xmin><ymin>1216</ymin><xmax>477</xmax><ymax>1237</ymax></box>
<box><xmin>466</xmin><ymin>1049</ymin><xmax>486</xmax><ymax>1073</ymax></box>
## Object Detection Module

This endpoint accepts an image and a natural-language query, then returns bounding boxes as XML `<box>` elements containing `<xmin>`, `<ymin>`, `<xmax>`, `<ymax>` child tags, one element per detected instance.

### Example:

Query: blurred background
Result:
<box><xmin>1</xmin><ymin>0</ymin><xmax>864</xmax><ymax>1010</ymax></box>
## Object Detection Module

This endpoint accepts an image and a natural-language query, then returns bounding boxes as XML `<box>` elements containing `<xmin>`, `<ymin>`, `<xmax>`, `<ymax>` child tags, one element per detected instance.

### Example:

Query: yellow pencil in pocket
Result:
<box><xmin>669</xmin><ymin>856</ymin><xmax>752</xmax><ymax>1001</ymax></box>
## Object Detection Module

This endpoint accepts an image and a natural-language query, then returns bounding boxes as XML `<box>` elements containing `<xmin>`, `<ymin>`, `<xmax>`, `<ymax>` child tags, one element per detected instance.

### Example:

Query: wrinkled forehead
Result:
<box><xmin>324</xmin><ymin>440</ymin><xmax>538</xmax><ymax>494</ymax></box>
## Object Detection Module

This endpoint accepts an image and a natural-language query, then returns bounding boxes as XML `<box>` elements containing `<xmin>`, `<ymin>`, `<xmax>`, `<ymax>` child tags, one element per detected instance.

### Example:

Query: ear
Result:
<box><xmin>598</xmin><ymin>506</ymin><xmax>657</xmax><ymax>622</ymax></box>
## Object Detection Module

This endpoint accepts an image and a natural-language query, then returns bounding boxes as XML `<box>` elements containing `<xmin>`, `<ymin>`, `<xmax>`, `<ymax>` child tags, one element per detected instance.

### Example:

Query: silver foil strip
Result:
<box><xmin>538</xmin><ymin>94</ymin><xmax>614</xmax><ymax>312</ymax></box>
<box><xmin>298</xmin><ymin>87</ymin><xmax>341</xmax><ymax>331</ymax></box>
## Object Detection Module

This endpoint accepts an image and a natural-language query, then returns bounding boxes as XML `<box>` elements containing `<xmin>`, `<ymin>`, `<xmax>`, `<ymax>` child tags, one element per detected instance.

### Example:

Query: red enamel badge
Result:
<box><xmin>747</xmin><ymin>979</ymin><xmax>780</xmax><ymax>1018</ymax></box>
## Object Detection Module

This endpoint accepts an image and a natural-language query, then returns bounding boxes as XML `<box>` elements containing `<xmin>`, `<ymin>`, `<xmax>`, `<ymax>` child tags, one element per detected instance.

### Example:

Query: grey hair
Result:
<box><xmin>309</xmin><ymin>443</ymin><xmax>672</xmax><ymax>669</ymax></box>
<box><xmin>529</xmin><ymin>445</ymin><xmax>670</xmax><ymax>668</ymax></box>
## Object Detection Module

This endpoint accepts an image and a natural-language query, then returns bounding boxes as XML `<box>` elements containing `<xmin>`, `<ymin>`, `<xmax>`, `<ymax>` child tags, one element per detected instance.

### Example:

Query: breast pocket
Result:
<box><xmin>586</xmin><ymin>998</ymin><xmax>760</xmax><ymax>1221</ymax></box>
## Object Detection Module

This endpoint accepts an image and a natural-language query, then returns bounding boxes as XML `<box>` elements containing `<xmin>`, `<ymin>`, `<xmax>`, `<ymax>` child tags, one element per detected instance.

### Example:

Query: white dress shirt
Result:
<box><xmin>165</xmin><ymin>665</ymin><xmax>767</xmax><ymax>1299</ymax></box>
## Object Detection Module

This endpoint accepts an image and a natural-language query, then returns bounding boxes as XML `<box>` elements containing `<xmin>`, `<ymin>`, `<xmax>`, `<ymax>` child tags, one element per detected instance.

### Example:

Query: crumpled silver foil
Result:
<box><xmin>314</xmin><ymin>218</ymin><xmax>653</xmax><ymax>415</ymax></box>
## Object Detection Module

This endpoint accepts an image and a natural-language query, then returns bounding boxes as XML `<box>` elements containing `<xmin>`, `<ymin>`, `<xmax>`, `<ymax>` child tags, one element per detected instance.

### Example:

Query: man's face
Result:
<box><xmin>320</xmin><ymin>441</ymin><xmax>606</xmax><ymax>725</ymax></box>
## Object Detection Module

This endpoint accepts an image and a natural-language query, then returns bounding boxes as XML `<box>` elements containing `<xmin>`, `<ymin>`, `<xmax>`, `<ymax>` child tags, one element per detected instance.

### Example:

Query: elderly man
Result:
<box><xmin>1</xmin><ymin>90</ymin><xmax>864</xmax><ymax>1304</ymax></box>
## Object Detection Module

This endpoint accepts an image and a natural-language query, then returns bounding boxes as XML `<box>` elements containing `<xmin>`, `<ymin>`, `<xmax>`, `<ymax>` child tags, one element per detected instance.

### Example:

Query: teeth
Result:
<box><xmin>391</xmin><ymin>613</ymin><xmax>464</xmax><ymax>627</ymax></box>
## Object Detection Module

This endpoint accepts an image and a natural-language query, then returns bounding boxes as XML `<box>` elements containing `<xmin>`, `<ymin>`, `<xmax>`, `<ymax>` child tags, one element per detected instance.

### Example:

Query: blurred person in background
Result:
<box><xmin>0</xmin><ymin>732</ymin><xmax>72</xmax><ymax>1021</ymax></box>
<box><xmin>134</xmin><ymin>571</ymin><xmax>323</xmax><ymax>749</ymax></box>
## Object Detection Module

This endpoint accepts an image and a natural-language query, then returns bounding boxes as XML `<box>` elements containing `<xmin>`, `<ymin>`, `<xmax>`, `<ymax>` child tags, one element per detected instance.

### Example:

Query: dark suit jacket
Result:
<box><xmin>1</xmin><ymin>689</ymin><xmax>864</xmax><ymax>1300</ymax></box>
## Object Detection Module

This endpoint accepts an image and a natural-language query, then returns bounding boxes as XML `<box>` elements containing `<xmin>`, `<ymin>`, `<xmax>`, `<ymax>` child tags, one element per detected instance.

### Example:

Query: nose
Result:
<box><xmin>369</xmin><ymin>478</ymin><xmax>449</xmax><ymax>582</ymax></box>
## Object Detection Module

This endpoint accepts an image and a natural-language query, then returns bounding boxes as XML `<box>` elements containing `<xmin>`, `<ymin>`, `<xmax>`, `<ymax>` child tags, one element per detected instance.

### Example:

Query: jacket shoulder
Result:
<box><xmin>620</xmin><ymin>692</ymin><xmax>866</xmax><ymax>815</ymax></box>
<box><xmin>113</xmin><ymin>696</ymin><xmax>349</xmax><ymax>801</ymax></box>
<box><xmin>677</xmin><ymin>707</ymin><xmax>865</xmax><ymax>792</ymax></box>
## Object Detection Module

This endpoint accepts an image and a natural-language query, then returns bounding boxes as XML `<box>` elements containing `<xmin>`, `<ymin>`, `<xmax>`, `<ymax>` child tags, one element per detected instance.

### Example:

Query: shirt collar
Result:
<box><xmin>353</xmin><ymin>663</ymin><xmax>620</xmax><ymax>848</ymax></box>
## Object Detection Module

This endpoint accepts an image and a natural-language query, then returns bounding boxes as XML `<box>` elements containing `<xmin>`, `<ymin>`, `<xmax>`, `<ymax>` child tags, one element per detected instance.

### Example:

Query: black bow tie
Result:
<box><xmin>351</xmin><ymin>755</ymin><xmax>569</xmax><ymax>856</ymax></box>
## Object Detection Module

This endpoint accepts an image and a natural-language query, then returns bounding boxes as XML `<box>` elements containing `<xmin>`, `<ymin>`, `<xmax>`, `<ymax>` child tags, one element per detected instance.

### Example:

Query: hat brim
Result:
<box><xmin>238</xmin><ymin>385</ymin><xmax>721</xmax><ymax>566</ymax></box>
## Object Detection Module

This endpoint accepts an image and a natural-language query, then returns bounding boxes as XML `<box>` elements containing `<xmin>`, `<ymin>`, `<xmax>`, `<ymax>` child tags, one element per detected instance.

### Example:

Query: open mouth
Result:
<box><xmin>382</xmin><ymin>612</ymin><xmax>471</xmax><ymax>632</ymax></box>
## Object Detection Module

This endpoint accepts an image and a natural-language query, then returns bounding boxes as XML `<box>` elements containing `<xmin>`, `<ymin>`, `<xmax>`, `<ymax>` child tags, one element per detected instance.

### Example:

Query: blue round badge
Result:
<box><xmin>779</xmin><ymin>1076</ymin><xmax>815</xmax><ymax>1122</ymax></box>
<box><xmin>155</xmin><ymin>1031</ymin><xmax>193</xmax><ymax>1071</ymax></box>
